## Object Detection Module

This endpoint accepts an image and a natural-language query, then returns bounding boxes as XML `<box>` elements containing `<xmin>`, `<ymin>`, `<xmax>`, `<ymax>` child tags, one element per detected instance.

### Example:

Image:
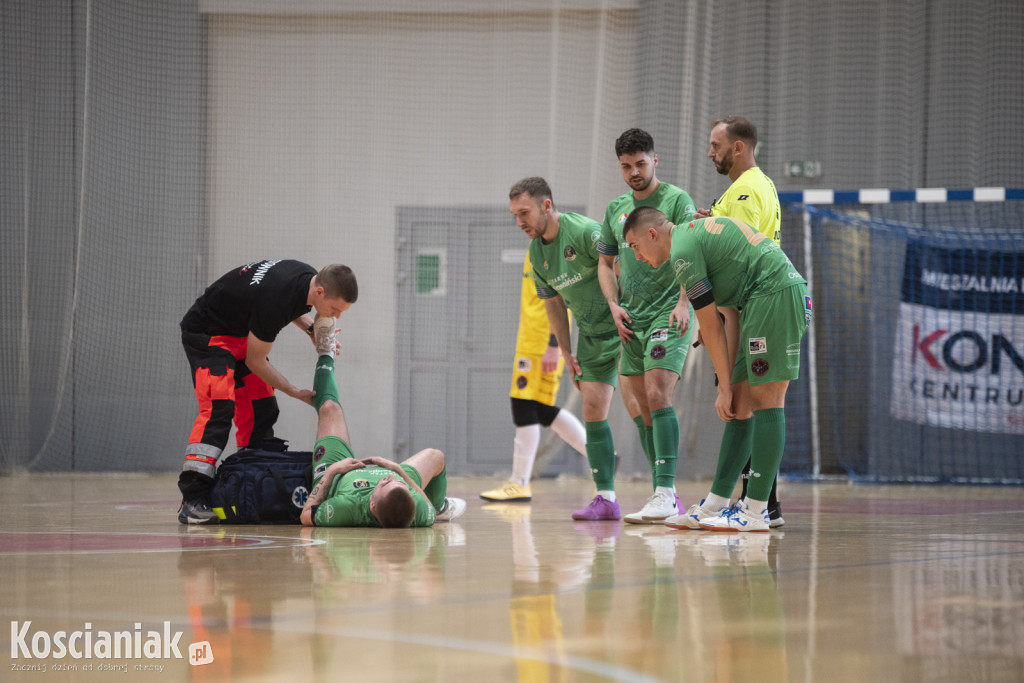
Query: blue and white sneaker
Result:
<box><xmin>665</xmin><ymin>499</ymin><xmax>723</xmax><ymax>530</ymax></box>
<box><xmin>698</xmin><ymin>498</ymin><xmax>770</xmax><ymax>533</ymax></box>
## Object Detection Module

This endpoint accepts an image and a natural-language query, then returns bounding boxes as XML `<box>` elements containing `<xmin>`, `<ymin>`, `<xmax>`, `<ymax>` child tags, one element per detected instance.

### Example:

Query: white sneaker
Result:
<box><xmin>698</xmin><ymin>498</ymin><xmax>770</xmax><ymax>532</ymax></box>
<box><xmin>624</xmin><ymin>490</ymin><xmax>678</xmax><ymax>525</ymax></box>
<box><xmin>665</xmin><ymin>498</ymin><xmax>723</xmax><ymax>530</ymax></box>
<box><xmin>313</xmin><ymin>316</ymin><xmax>338</xmax><ymax>356</ymax></box>
<box><xmin>435</xmin><ymin>497</ymin><xmax>467</xmax><ymax>522</ymax></box>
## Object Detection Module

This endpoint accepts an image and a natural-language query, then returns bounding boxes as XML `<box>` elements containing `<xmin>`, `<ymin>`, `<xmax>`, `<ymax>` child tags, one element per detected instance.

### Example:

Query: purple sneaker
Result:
<box><xmin>572</xmin><ymin>495</ymin><xmax>621</xmax><ymax>521</ymax></box>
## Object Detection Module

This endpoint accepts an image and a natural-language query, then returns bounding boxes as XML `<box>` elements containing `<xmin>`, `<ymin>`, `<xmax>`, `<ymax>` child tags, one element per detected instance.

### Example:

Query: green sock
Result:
<box><xmin>747</xmin><ymin>408</ymin><xmax>785</xmax><ymax>502</ymax></box>
<box><xmin>584</xmin><ymin>420</ymin><xmax>616</xmax><ymax>491</ymax></box>
<box><xmin>312</xmin><ymin>354</ymin><xmax>339</xmax><ymax>412</ymax></box>
<box><xmin>710</xmin><ymin>417</ymin><xmax>753</xmax><ymax>499</ymax></box>
<box><xmin>633</xmin><ymin>415</ymin><xmax>656</xmax><ymax>486</ymax></box>
<box><xmin>651</xmin><ymin>407</ymin><xmax>679</xmax><ymax>488</ymax></box>
<box><xmin>423</xmin><ymin>468</ymin><xmax>448</xmax><ymax>511</ymax></box>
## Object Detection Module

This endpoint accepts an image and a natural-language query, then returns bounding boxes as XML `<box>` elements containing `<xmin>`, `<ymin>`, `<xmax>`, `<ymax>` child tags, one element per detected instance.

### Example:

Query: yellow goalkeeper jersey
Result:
<box><xmin>710</xmin><ymin>166</ymin><xmax>782</xmax><ymax>245</ymax></box>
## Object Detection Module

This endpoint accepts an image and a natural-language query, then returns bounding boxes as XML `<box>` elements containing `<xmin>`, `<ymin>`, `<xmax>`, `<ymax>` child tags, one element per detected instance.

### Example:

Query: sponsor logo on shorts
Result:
<box><xmin>751</xmin><ymin>359</ymin><xmax>770</xmax><ymax>376</ymax></box>
<box><xmin>517</xmin><ymin>358</ymin><xmax>531</xmax><ymax>372</ymax></box>
<box><xmin>313</xmin><ymin>445</ymin><xmax>326</xmax><ymax>462</ymax></box>
<box><xmin>323</xmin><ymin>503</ymin><xmax>334</xmax><ymax>521</ymax></box>
<box><xmin>564</xmin><ymin>245</ymin><xmax>577</xmax><ymax>261</ymax></box>
<box><xmin>749</xmin><ymin>337</ymin><xmax>767</xmax><ymax>354</ymax></box>
<box><xmin>651</xmin><ymin>328</ymin><xmax>668</xmax><ymax>342</ymax></box>
<box><xmin>650</xmin><ymin>345</ymin><xmax>667</xmax><ymax>360</ymax></box>
<box><xmin>352</xmin><ymin>479</ymin><xmax>372</xmax><ymax>489</ymax></box>
<box><xmin>516</xmin><ymin>375</ymin><xmax>528</xmax><ymax>390</ymax></box>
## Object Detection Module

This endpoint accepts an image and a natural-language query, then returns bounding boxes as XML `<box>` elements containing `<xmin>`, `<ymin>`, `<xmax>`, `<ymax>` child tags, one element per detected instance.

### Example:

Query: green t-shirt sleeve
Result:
<box><xmin>669</xmin><ymin>191</ymin><xmax>697</xmax><ymax>225</ymax></box>
<box><xmin>314</xmin><ymin>491</ymin><xmax>364</xmax><ymax>527</ymax></box>
<box><xmin>598</xmin><ymin>212</ymin><xmax>619</xmax><ymax>256</ymax></box>
<box><xmin>412</xmin><ymin>492</ymin><xmax>436</xmax><ymax>527</ymax></box>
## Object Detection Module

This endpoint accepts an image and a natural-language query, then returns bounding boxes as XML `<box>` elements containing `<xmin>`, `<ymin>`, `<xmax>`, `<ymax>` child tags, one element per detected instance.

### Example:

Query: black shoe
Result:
<box><xmin>767</xmin><ymin>501</ymin><xmax>785</xmax><ymax>528</ymax></box>
<box><xmin>178</xmin><ymin>497</ymin><xmax>217</xmax><ymax>525</ymax></box>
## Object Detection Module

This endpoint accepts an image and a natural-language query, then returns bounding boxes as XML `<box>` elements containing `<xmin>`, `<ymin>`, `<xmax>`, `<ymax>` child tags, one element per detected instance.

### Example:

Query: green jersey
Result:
<box><xmin>314</xmin><ymin>465</ymin><xmax>436</xmax><ymax>527</ymax></box>
<box><xmin>530</xmin><ymin>212</ymin><xmax>616</xmax><ymax>336</ymax></box>
<box><xmin>670</xmin><ymin>216</ymin><xmax>806</xmax><ymax>310</ymax></box>
<box><xmin>599</xmin><ymin>182</ymin><xmax>696</xmax><ymax>329</ymax></box>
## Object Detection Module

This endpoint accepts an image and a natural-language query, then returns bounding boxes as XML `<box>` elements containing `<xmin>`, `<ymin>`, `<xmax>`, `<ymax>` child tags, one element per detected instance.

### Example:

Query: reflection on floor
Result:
<box><xmin>2</xmin><ymin>475</ymin><xmax>1023</xmax><ymax>682</ymax></box>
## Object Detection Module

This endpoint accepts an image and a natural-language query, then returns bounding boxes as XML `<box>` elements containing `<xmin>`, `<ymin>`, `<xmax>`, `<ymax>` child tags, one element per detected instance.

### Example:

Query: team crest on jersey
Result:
<box><xmin>749</xmin><ymin>337</ymin><xmax>767</xmax><ymax>354</ymax></box>
<box><xmin>650</xmin><ymin>345</ymin><xmax>667</xmax><ymax>360</ymax></box>
<box><xmin>618</xmin><ymin>212</ymin><xmax>629</xmax><ymax>225</ymax></box>
<box><xmin>313</xmin><ymin>445</ymin><xmax>326</xmax><ymax>462</ymax></box>
<box><xmin>517</xmin><ymin>358</ymin><xmax>532</xmax><ymax>372</ymax></box>
<box><xmin>516</xmin><ymin>375</ymin><xmax>528</xmax><ymax>390</ymax></box>
<box><xmin>751</xmin><ymin>359</ymin><xmax>769</xmax><ymax>376</ymax></box>
<box><xmin>564</xmin><ymin>245</ymin><xmax>577</xmax><ymax>261</ymax></box>
<box><xmin>352</xmin><ymin>479</ymin><xmax>372</xmax><ymax>489</ymax></box>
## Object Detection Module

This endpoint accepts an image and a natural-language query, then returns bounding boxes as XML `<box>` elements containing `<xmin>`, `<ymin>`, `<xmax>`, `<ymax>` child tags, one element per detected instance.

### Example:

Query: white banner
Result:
<box><xmin>890</xmin><ymin>244</ymin><xmax>1024</xmax><ymax>434</ymax></box>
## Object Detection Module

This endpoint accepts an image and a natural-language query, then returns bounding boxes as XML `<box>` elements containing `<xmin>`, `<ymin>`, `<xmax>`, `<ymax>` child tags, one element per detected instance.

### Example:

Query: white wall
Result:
<box><xmin>206</xmin><ymin>8</ymin><xmax>638</xmax><ymax>456</ymax></box>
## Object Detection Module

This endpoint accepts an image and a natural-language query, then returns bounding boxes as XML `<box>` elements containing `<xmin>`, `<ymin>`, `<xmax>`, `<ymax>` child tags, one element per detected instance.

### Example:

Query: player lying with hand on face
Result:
<box><xmin>299</xmin><ymin>317</ymin><xmax>466</xmax><ymax>528</ymax></box>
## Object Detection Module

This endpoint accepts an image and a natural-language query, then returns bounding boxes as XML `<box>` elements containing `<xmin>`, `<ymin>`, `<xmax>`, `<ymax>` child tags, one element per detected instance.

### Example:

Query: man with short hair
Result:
<box><xmin>300</xmin><ymin>317</ymin><xmax>466</xmax><ymax>528</ymax></box>
<box><xmin>178</xmin><ymin>260</ymin><xmax>358</xmax><ymax>524</ymax></box>
<box><xmin>597</xmin><ymin>128</ymin><xmax>696</xmax><ymax>525</ymax></box>
<box><xmin>509</xmin><ymin>177</ymin><xmax>622</xmax><ymax>521</ymax></box>
<box><xmin>697</xmin><ymin>116</ymin><xmax>785</xmax><ymax>525</ymax></box>
<box><xmin>623</xmin><ymin>208</ymin><xmax>811</xmax><ymax>532</ymax></box>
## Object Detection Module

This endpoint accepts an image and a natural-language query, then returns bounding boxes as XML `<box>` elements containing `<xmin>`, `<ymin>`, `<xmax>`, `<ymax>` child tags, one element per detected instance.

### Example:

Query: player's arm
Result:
<box><xmin>598</xmin><ymin>253</ymin><xmax>632</xmax><ymax>343</ymax></box>
<box><xmin>670</xmin><ymin>286</ymin><xmax>692</xmax><ymax>336</ymax></box>
<box><xmin>543</xmin><ymin>295</ymin><xmax>581</xmax><ymax>388</ymax></box>
<box><xmin>694</xmin><ymin>303</ymin><xmax>734</xmax><ymax>421</ymax></box>
<box><xmin>359</xmin><ymin>457</ymin><xmax>429</xmax><ymax>502</ymax></box>
<box><xmin>245</xmin><ymin>333</ymin><xmax>315</xmax><ymax>406</ymax></box>
<box><xmin>300</xmin><ymin>458</ymin><xmax>365</xmax><ymax>525</ymax></box>
<box><xmin>541</xmin><ymin>335</ymin><xmax>561</xmax><ymax>374</ymax></box>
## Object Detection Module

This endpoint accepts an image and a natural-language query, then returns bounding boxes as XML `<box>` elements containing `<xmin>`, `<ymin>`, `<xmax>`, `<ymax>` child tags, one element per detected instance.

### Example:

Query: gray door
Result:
<box><xmin>394</xmin><ymin>205</ymin><xmax>585</xmax><ymax>475</ymax></box>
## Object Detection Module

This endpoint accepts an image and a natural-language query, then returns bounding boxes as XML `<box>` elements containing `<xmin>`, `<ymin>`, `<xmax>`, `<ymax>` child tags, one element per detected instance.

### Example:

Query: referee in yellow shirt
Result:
<box><xmin>480</xmin><ymin>252</ymin><xmax>587</xmax><ymax>502</ymax></box>
<box><xmin>696</xmin><ymin>115</ymin><xmax>785</xmax><ymax>527</ymax></box>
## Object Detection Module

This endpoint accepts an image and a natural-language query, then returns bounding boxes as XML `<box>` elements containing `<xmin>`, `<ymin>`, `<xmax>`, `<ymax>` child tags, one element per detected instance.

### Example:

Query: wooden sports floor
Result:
<box><xmin>3</xmin><ymin>474</ymin><xmax>1023</xmax><ymax>682</ymax></box>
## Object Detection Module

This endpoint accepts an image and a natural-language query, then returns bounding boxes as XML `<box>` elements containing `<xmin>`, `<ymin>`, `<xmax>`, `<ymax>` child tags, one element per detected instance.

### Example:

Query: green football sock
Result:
<box><xmin>423</xmin><ymin>467</ymin><xmax>448</xmax><ymax>511</ymax></box>
<box><xmin>710</xmin><ymin>417</ymin><xmax>753</xmax><ymax>499</ymax></box>
<box><xmin>633</xmin><ymin>415</ymin><xmax>656</xmax><ymax>487</ymax></box>
<box><xmin>651</xmin><ymin>407</ymin><xmax>679</xmax><ymax>488</ymax></box>
<box><xmin>312</xmin><ymin>354</ymin><xmax>339</xmax><ymax>412</ymax></box>
<box><xmin>585</xmin><ymin>420</ymin><xmax>616</xmax><ymax>491</ymax></box>
<box><xmin>747</xmin><ymin>408</ymin><xmax>786</xmax><ymax>502</ymax></box>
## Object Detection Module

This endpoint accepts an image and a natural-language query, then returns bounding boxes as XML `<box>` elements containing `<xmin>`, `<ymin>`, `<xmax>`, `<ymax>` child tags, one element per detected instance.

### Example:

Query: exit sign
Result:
<box><xmin>786</xmin><ymin>161</ymin><xmax>821</xmax><ymax>178</ymax></box>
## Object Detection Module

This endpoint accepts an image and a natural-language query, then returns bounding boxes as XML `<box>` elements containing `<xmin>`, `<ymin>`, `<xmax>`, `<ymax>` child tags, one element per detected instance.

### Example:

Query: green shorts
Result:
<box><xmin>575</xmin><ymin>331</ymin><xmax>620</xmax><ymax>386</ymax></box>
<box><xmin>732</xmin><ymin>284</ymin><xmax>811</xmax><ymax>386</ymax></box>
<box><xmin>619</xmin><ymin>308</ymin><xmax>695</xmax><ymax>376</ymax></box>
<box><xmin>311</xmin><ymin>435</ymin><xmax>356</xmax><ymax>486</ymax></box>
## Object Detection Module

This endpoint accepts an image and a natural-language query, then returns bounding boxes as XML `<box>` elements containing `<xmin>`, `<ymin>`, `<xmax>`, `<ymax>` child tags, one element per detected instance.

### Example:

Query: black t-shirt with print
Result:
<box><xmin>181</xmin><ymin>259</ymin><xmax>315</xmax><ymax>342</ymax></box>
